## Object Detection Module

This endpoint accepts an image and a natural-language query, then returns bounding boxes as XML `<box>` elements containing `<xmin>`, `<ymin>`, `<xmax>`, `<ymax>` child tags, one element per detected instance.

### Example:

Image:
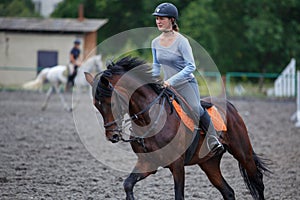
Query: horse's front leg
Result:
<box><xmin>53</xmin><ymin>84</ymin><xmax>72</xmax><ymax>112</ymax></box>
<box><xmin>169</xmin><ymin>159</ymin><xmax>185</xmax><ymax>200</ymax></box>
<box><xmin>124</xmin><ymin>160</ymin><xmax>157</xmax><ymax>200</ymax></box>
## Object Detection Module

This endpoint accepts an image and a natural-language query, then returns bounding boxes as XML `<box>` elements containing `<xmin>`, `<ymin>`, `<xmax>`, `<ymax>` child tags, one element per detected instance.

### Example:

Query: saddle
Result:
<box><xmin>167</xmin><ymin>90</ymin><xmax>227</xmax><ymax>164</ymax></box>
<box><xmin>150</xmin><ymin>84</ymin><xmax>226</xmax><ymax>164</ymax></box>
<box><xmin>167</xmin><ymin>87</ymin><xmax>227</xmax><ymax>133</ymax></box>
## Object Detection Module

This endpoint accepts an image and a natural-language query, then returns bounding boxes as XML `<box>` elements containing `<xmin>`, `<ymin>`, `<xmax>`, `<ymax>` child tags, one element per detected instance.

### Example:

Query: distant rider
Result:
<box><xmin>66</xmin><ymin>39</ymin><xmax>81</xmax><ymax>91</ymax></box>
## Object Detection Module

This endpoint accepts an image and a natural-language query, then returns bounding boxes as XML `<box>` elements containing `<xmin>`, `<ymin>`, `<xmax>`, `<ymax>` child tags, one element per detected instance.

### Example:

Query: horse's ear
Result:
<box><xmin>84</xmin><ymin>72</ymin><xmax>94</xmax><ymax>86</ymax></box>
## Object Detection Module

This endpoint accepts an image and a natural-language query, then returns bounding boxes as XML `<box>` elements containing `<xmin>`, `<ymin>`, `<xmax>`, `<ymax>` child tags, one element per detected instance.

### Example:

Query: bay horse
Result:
<box><xmin>23</xmin><ymin>55</ymin><xmax>103</xmax><ymax>111</ymax></box>
<box><xmin>84</xmin><ymin>56</ymin><xmax>270</xmax><ymax>200</ymax></box>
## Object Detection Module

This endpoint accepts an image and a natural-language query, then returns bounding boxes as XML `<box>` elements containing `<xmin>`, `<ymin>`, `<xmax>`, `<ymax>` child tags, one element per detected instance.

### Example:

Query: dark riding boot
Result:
<box><xmin>199</xmin><ymin>110</ymin><xmax>224</xmax><ymax>156</ymax></box>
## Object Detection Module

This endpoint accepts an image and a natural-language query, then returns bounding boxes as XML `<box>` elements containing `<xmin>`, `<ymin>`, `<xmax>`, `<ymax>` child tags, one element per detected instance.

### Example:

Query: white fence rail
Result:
<box><xmin>291</xmin><ymin>71</ymin><xmax>300</xmax><ymax>127</ymax></box>
<box><xmin>274</xmin><ymin>58</ymin><xmax>296</xmax><ymax>97</ymax></box>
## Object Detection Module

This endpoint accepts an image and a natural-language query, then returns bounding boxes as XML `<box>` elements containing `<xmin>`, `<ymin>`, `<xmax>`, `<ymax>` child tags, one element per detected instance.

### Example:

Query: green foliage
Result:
<box><xmin>51</xmin><ymin>0</ymin><xmax>83</xmax><ymax>18</ymax></box>
<box><xmin>16</xmin><ymin>0</ymin><xmax>299</xmax><ymax>74</ymax></box>
<box><xmin>211</xmin><ymin>0</ymin><xmax>300</xmax><ymax>74</ymax></box>
<box><xmin>180</xmin><ymin>0</ymin><xmax>219</xmax><ymax>56</ymax></box>
<box><xmin>0</xmin><ymin>0</ymin><xmax>40</xmax><ymax>17</ymax></box>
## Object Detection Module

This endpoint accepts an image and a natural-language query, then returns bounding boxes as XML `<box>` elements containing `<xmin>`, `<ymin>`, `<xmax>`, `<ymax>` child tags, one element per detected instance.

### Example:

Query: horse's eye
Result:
<box><xmin>94</xmin><ymin>101</ymin><xmax>101</xmax><ymax>109</ymax></box>
<box><xmin>94</xmin><ymin>100</ymin><xmax>101</xmax><ymax>106</ymax></box>
<box><xmin>111</xmin><ymin>103</ymin><xmax>115</xmax><ymax>109</ymax></box>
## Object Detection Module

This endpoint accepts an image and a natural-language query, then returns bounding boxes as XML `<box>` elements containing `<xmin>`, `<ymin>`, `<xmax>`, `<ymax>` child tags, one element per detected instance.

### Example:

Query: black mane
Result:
<box><xmin>112</xmin><ymin>56</ymin><xmax>148</xmax><ymax>72</ymax></box>
<box><xmin>94</xmin><ymin>56</ymin><xmax>164</xmax><ymax>100</ymax></box>
<box><xmin>103</xmin><ymin>56</ymin><xmax>152</xmax><ymax>79</ymax></box>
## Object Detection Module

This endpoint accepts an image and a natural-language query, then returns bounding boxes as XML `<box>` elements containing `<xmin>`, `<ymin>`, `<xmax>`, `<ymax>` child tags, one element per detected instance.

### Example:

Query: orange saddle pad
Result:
<box><xmin>172</xmin><ymin>101</ymin><xmax>227</xmax><ymax>133</ymax></box>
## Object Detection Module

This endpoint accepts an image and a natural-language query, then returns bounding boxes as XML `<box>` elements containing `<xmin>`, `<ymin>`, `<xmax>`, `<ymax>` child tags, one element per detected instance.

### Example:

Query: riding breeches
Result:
<box><xmin>173</xmin><ymin>78</ymin><xmax>204</xmax><ymax>120</ymax></box>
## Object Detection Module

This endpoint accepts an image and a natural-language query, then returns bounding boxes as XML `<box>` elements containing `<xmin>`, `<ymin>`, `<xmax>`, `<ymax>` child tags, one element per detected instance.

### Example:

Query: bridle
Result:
<box><xmin>101</xmin><ymin>84</ymin><xmax>168</xmax><ymax>147</ymax></box>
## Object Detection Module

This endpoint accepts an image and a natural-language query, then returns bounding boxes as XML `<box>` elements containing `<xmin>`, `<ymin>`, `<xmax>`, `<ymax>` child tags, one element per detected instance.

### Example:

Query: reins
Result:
<box><xmin>103</xmin><ymin>86</ymin><xmax>168</xmax><ymax>152</ymax></box>
<box><xmin>103</xmin><ymin>86</ymin><xmax>167</xmax><ymax>129</ymax></box>
<box><xmin>127</xmin><ymin>87</ymin><xmax>167</xmax><ymax>122</ymax></box>
<box><xmin>94</xmin><ymin>57</ymin><xmax>177</xmax><ymax>152</ymax></box>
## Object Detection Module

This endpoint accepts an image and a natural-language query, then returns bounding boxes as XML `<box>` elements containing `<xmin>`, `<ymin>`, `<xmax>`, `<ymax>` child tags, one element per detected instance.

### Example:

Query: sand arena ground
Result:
<box><xmin>0</xmin><ymin>91</ymin><xmax>299</xmax><ymax>199</ymax></box>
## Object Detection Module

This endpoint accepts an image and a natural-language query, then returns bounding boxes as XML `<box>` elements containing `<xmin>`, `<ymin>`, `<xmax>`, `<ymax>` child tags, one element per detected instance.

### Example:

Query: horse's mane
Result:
<box><xmin>93</xmin><ymin>56</ymin><xmax>164</xmax><ymax>100</ymax></box>
<box><xmin>94</xmin><ymin>56</ymin><xmax>177</xmax><ymax>114</ymax></box>
<box><xmin>103</xmin><ymin>56</ymin><xmax>163</xmax><ymax>90</ymax></box>
<box><xmin>110</xmin><ymin>56</ymin><xmax>148</xmax><ymax>73</ymax></box>
<box><xmin>103</xmin><ymin>56</ymin><xmax>153</xmax><ymax>79</ymax></box>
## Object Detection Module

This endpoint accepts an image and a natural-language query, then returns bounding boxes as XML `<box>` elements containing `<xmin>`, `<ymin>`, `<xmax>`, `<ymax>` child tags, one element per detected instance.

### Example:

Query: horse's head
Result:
<box><xmin>85</xmin><ymin>56</ymin><xmax>163</xmax><ymax>143</ymax></box>
<box><xmin>85</xmin><ymin>72</ymin><xmax>126</xmax><ymax>143</ymax></box>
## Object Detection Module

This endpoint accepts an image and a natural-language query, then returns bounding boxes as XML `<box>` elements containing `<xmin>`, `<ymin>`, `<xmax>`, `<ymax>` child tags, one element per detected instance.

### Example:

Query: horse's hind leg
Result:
<box><xmin>199</xmin><ymin>156</ymin><xmax>235</xmax><ymax>200</ymax></box>
<box><xmin>225</xmin><ymin>101</ymin><xmax>268</xmax><ymax>199</ymax></box>
<box><xmin>232</xmin><ymin>147</ymin><xmax>266</xmax><ymax>200</ymax></box>
<box><xmin>53</xmin><ymin>85</ymin><xmax>72</xmax><ymax>112</ymax></box>
<box><xmin>41</xmin><ymin>86</ymin><xmax>54</xmax><ymax>111</ymax></box>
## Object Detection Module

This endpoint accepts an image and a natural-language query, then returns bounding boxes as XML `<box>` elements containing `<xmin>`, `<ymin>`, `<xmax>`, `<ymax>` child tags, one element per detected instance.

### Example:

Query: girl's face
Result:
<box><xmin>155</xmin><ymin>16</ymin><xmax>172</xmax><ymax>32</ymax></box>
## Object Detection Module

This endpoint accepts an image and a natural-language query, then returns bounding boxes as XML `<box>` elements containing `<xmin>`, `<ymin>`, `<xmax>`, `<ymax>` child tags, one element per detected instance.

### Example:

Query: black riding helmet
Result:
<box><xmin>152</xmin><ymin>3</ymin><xmax>178</xmax><ymax>21</ymax></box>
<box><xmin>74</xmin><ymin>39</ymin><xmax>81</xmax><ymax>44</ymax></box>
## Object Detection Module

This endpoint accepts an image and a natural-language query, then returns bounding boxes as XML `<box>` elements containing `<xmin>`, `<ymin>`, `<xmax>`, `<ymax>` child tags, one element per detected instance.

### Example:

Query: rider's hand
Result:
<box><xmin>163</xmin><ymin>81</ymin><xmax>170</xmax><ymax>88</ymax></box>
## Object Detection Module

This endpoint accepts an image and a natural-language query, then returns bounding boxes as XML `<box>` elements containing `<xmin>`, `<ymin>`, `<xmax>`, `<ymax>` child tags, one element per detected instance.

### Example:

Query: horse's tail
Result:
<box><xmin>224</xmin><ymin>100</ymin><xmax>272</xmax><ymax>200</ymax></box>
<box><xmin>22</xmin><ymin>68</ymin><xmax>49</xmax><ymax>90</ymax></box>
<box><xmin>239</xmin><ymin>151</ymin><xmax>271</xmax><ymax>200</ymax></box>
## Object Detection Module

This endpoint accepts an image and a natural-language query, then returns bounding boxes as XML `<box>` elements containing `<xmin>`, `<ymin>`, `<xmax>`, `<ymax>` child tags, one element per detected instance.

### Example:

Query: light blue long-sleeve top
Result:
<box><xmin>151</xmin><ymin>33</ymin><xmax>204</xmax><ymax>117</ymax></box>
<box><xmin>151</xmin><ymin>33</ymin><xmax>196</xmax><ymax>87</ymax></box>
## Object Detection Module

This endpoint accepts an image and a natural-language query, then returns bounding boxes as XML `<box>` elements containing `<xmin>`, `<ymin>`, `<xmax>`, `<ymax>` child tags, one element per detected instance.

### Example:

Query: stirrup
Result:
<box><xmin>207</xmin><ymin>136</ymin><xmax>224</xmax><ymax>155</ymax></box>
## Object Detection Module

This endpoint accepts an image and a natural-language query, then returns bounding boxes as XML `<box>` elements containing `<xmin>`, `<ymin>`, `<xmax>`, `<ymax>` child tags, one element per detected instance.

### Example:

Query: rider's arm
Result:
<box><xmin>70</xmin><ymin>53</ymin><xmax>76</xmax><ymax>65</ymax></box>
<box><xmin>166</xmin><ymin>37</ymin><xmax>196</xmax><ymax>86</ymax></box>
<box><xmin>152</xmin><ymin>48</ymin><xmax>161</xmax><ymax>77</ymax></box>
<box><xmin>70</xmin><ymin>49</ymin><xmax>82</xmax><ymax>67</ymax></box>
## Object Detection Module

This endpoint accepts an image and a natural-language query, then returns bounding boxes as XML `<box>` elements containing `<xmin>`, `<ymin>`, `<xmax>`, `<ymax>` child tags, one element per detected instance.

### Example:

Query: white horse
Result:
<box><xmin>23</xmin><ymin>55</ymin><xmax>103</xmax><ymax>111</ymax></box>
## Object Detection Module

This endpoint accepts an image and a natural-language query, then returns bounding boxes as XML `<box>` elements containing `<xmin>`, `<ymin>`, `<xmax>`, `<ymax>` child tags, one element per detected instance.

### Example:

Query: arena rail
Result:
<box><xmin>0</xmin><ymin>66</ymin><xmax>37</xmax><ymax>71</ymax></box>
<box><xmin>291</xmin><ymin>70</ymin><xmax>300</xmax><ymax>127</ymax></box>
<box><xmin>0</xmin><ymin>66</ymin><xmax>49</xmax><ymax>72</ymax></box>
<box><xmin>274</xmin><ymin>58</ymin><xmax>296</xmax><ymax>97</ymax></box>
<box><xmin>225</xmin><ymin>72</ymin><xmax>279</xmax><ymax>96</ymax></box>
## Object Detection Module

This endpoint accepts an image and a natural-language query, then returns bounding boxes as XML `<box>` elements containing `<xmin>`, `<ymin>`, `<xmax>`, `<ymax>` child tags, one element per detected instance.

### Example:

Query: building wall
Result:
<box><xmin>0</xmin><ymin>32</ymin><xmax>84</xmax><ymax>85</ymax></box>
<box><xmin>84</xmin><ymin>31</ymin><xmax>97</xmax><ymax>59</ymax></box>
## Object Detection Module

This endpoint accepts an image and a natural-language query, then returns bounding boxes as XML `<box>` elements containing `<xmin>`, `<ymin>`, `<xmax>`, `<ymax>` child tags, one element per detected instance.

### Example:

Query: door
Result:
<box><xmin>37</xmin><ymin>50</ymin><xmax>58</xmax><ymax>73</ymax></box>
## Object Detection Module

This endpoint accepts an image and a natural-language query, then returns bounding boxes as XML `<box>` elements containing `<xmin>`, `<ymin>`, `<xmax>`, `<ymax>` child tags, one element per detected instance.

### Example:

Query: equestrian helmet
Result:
<box><xmin>74</xmin><ymin>39</ymin><xmax>81</xmax><ymax>44</ymax></box>
<box><xmin>152</xmin><ymin>3</ymin><xmax>178</xmax><ymax>20</ymax></box>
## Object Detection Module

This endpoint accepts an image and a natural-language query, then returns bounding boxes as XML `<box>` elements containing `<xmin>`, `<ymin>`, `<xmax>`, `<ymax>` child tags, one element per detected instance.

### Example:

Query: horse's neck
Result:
<box><xmin>81</xmin><ymin>55</ymin><xmax>101</xmax><ymax>72</ymax></box>
<box><xmin>129</xmin><ymin>85</ymin><xmax>159</xmax><ymax>124</ymax></box>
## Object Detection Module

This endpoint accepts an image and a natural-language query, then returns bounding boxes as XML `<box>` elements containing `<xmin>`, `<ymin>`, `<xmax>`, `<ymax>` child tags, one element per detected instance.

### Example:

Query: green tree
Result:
<box><xmin>51</xmin><ymin>0</ymin><xmax>192</xmax><ymax>43</ymax></box>
<box><xmin>212</xmin><ymin>0</ymin><xmax>300</xmax><ymax>74</ymax></box>
<box><xmin>212</xmin><ymin>0</ymin><xmax>252</xmax><ymax>73</ymax></box>
<box><xmin>0</xmin><ymin>0</ymin><xmax>40</xmax><ymax>17</ymax></box>
<box><xmin>51</xmin><ymin>0</ymin><xmax>83</xmax><ymax>18</ymax></box>
<box><xmin>50</xmin><ymin>0</ymin><xmax>300</xmax><ymax>74</ymax></box>
<box><xmin>180</xmin><ymin>0</ymin><xmax>219</xmax><ymax>60</ymax></box>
